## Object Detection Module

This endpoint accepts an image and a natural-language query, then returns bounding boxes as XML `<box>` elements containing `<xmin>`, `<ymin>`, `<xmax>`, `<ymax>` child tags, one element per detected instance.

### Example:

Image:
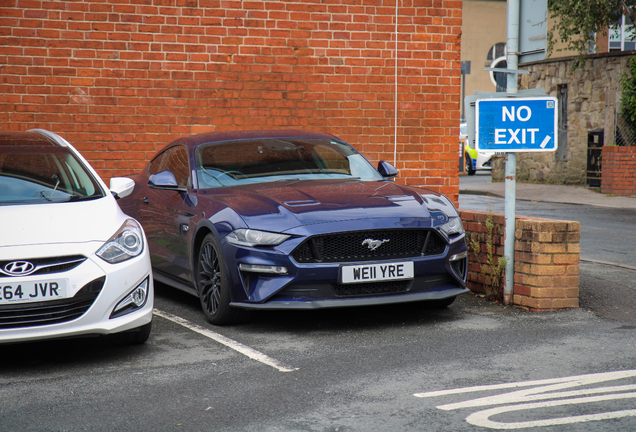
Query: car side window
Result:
<box><xmin>148</xmin><ymin>145</ymin><xmax>190</xmax><ymax>187</ymax></box>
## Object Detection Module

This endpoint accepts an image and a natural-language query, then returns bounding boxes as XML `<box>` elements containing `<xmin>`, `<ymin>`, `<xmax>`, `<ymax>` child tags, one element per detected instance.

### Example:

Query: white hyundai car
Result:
<box><xmin>0</xmin><ymin>129</ymin><xmax>153</xmax><ymax>344</ymax></box>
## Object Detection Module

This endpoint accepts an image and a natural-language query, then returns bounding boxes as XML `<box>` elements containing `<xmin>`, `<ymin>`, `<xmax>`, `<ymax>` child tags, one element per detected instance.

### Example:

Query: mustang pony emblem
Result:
<box><xmin>362</xmin><ymin>238</ymin><xmax>390</xmax><ymax>251</ymax></box>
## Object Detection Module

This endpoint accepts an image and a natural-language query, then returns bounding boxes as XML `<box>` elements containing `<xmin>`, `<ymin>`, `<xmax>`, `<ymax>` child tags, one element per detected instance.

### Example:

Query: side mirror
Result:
<box><xmin>377</xmin><ymin>161</ymin><xmax>398</xmax><ymax>178</ymax></box>
<box><xmin>110</xmin><ymin>177</ymin><xmax>135</xmax><ymax>199</ymax></box>
<box><xmin>148</xmin><ymin>170</ymin><xmax>187</xmax><ymax>192</ymax></box>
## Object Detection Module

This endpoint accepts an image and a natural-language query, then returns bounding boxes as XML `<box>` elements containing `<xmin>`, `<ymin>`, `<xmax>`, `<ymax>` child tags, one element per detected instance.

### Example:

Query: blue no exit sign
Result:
<box><xmin>476</xmin><ymin>97</ymin><xmax>558</xmax><ymax>152</ymax></box>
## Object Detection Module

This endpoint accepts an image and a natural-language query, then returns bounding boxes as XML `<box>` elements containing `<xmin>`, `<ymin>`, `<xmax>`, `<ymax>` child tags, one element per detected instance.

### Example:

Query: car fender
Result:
<box><xmin>464</xmin><ymin>143</ymin><xmax>478</xmax><ymax>160</ymax></box>
<box><xmin>191</xmin><ymin>206</ymin><xmax>247</xmax><ymax>286</ymax></box>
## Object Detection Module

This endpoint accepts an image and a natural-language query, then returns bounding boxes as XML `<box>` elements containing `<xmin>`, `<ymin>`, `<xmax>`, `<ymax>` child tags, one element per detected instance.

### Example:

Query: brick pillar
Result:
<box><xmin>513</xmin><ymin>219</ymin><xmax>580</xmax><ymax>311</ymax></box>
<box><xmin>459</xmin><ymin>210</ymin><xmax>581</xmax><ymax>311</ymax></box>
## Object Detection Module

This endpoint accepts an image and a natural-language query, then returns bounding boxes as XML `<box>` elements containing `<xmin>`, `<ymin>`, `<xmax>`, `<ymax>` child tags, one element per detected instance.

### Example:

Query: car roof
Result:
<box><xmin>0</xmin><ymin>131</ymin><xmax>58</xmax><ymax>147</ymax></box>
<box><xmin>168</xmin><ymin>129</ymin><xmax>340</xmax><ymax>148</ymax></box>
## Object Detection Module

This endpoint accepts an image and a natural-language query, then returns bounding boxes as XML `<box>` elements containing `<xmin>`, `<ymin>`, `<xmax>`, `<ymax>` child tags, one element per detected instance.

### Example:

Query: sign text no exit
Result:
<box><xmin>475</xmin><ymin>97</ymin><xmax>558</xmax><ymax>152</ymax></box>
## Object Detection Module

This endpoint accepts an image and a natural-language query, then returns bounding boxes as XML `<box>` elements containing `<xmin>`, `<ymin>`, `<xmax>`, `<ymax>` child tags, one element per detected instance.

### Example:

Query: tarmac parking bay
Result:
<box><xmin>2</xmin><ymin>277</ymin><xmax>636</xmax><ymax>432</ymax></box>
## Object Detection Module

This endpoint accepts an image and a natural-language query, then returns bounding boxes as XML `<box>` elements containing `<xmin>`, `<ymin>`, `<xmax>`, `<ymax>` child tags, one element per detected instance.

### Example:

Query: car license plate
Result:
<box><xmin>341</xmin><ymin>262</ymin><xmax>414</xmax><ymax>284</ymax></box>
<box><xmin>0</xmin><ymin>279</ymin><xmax>67</xmax><ymax>304</ymax></box>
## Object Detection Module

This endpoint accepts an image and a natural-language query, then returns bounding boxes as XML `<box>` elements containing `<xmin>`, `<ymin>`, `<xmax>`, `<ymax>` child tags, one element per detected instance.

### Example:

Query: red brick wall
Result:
<box><xmin>0</xmin><ymin>0</ymin><xmax>462</xmax><ymax>200</ymax></box>
<box><xmin>601</xmin><ymin>146</ymin><xmax>636</xmax><ymax>197</ymax></box>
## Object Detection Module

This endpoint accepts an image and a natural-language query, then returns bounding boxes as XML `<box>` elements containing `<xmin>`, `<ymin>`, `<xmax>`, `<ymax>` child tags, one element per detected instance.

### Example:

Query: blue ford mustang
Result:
<box><xmin>116</xmin><ymin>129</ymin><xmax>468</xmax><ymax>324</ymax></box>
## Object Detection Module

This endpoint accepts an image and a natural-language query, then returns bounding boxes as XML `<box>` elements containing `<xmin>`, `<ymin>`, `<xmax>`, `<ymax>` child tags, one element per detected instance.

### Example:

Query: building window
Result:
<box><xmin>609</xmin><ymin>14</ymin><xmax>636</xmax><ymax>51</ymax></box>
<box><xmin>486</xmin><ymin>43</ymin><xmax>506</xmax><ymax>62</ymax></box>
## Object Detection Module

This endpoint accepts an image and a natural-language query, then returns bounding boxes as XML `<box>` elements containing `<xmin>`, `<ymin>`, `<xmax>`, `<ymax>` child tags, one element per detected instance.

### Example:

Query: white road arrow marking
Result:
<box><xmin>465</xmin><ymin>394</ymin><xmax>636</xmax><ymax>429</ymax></box>
<box><xmin>414</xmin><ymin>370</ymin><xmax>636</xmax><ymax>429</ymax></box>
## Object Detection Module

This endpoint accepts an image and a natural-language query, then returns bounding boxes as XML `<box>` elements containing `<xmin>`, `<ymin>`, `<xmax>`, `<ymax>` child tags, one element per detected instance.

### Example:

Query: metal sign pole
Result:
<box><xmin>469</xmin><ymin>1</ymin><xmax>549</xmax><ymax>306</ymax></box>
<box><xmin>503</xmin><ymin>0</ymin><xmax>520</xmax><ymax>305</ymax></box>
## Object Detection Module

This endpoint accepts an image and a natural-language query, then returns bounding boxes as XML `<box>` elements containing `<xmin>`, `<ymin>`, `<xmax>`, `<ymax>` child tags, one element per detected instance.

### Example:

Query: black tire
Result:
<box><xmin>109</xmin><ymin>321</ymin><xmax>152</xmax><ymax>345</ymax></box>
<box><xmin>465</xmin><ymin>153</ymin><xmax>476</xmax><ymax>175</ymax></box>
<box><xmin>197</xmin><ymin>233</ymin><xmax>248</xmax><ymax>325</ymax></box>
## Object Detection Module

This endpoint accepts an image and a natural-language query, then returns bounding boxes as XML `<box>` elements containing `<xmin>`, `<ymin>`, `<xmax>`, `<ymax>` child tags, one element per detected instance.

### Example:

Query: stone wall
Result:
<box><xmin>492</xmin><ymin>51</ymin><xmax>634</xmax><ymax>185</ymax></box>
<box><xmin>459</xmin><ymin>209</ymin><xmax>580</xmax><ymax>312</ymax></box>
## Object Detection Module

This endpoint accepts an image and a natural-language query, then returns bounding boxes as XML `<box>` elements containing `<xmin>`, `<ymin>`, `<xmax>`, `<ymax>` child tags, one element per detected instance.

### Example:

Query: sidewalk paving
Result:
<box><xmin>460</xmin><ymin>180</ymin><xmax>636</xmax><ymax>209</ymax></box>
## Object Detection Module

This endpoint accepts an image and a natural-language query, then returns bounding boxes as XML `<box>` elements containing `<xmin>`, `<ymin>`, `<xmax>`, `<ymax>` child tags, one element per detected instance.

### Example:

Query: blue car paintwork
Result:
<box><xmin>118</xmin><ymin>129</ymin><xmax>468</xmax><ymax>314</ymax></box>
<box><xmin>204</xmin><ymin>180</ymin><xmax>430</xmax><ymax>230</ymax></box>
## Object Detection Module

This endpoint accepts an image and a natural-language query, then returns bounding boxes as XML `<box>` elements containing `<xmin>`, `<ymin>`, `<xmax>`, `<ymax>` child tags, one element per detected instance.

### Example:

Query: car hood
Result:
<box><xmin>0</xmin><ymin>197</ymin><xmax>127</xmax><ymax>249</ymax></box>
<box><xmin>208</xmin><ymin>179</ymin><xmax>458</xmax><ymax>232</ymax></box>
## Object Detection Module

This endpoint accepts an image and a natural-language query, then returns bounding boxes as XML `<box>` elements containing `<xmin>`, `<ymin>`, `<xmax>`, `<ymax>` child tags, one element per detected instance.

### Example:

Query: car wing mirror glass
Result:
<box><xmin>148</xmin><ymin>170</ymin><xmax>187</xmax><ymax>192</ymax></box>
<box><xmin>110</xmin><ymin>177</ymin><xmax>135</xmax><ymax>199</ymax></box>
<box><xmin>377</xmin><ymin>161</ymin><xmax>398</xmax><ymax>178</ymax></box>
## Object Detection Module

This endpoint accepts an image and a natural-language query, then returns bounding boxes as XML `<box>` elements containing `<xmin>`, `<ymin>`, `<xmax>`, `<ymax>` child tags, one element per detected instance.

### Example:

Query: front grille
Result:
<box><xmin>0</xmin><ymin>276</ymin><xmax>104</xmax><ymax>329</ymax></box>
<box><xmin>291</xmin><ymin>229</ymin><xmax>446</xmax><ymax>263</ymax></box>
<box><xmin>334</xmin><ymin>280</ymin><xmax>410</xmax><ymax>297</ymax></box>
<box><xmin>0</xmin><ymin>255</ymin><xmax>86</xmax><ymax>277</ymax></box>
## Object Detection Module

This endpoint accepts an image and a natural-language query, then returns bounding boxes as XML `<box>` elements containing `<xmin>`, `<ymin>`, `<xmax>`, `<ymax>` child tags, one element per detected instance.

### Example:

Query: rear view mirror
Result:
<box><xmin>148</xmin><ymin>170</ymin><xmax>187</xmax><ymax>192</ymax></box>
<box><xmin>377</xmin><ymin>161</ymin><xmax>398</xmax><ymax>178</ymax></box>
<box><xmin>110</xmin><ymin>177</ymin><xmax>135</xmax><ymax>199</ymax></box>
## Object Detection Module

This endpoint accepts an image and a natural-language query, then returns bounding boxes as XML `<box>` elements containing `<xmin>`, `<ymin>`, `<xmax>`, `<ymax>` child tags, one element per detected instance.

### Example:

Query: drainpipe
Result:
<box><xmin>394</xmin><ymin>0</ymin><xmax>398</xmax><ymax>167</ymax></box>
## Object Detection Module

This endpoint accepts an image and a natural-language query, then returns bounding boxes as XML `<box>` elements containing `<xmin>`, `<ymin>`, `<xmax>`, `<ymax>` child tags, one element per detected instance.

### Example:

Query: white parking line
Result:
<box><xmin>153</xmin><ymin>309</ymin><xmax>298</xmax><ymax>373</ymax></box>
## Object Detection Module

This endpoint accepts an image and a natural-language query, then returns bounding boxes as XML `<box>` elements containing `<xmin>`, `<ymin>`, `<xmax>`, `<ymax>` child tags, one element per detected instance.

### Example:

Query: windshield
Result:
<box><xmin>195</xmin><ymin>138</ymin><xmax>383</xmax><ymax>188</ymax></box>
<box><xmin>0</xmin><ymin>145</ymin><xmax>104</xmax><ymax>205</ymax></box>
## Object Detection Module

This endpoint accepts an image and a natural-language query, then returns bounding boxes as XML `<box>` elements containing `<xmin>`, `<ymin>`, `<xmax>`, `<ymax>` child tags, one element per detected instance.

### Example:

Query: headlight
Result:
<box><xmin>97</xmin><ymin>219</ymin><xmax>144</xmax><ymax>263</ymax></box>
<box><xmin>439</xmin><ymin>217</ymin><xmax>465</xmax><ymax>237</ymax></box>
<box><xmin>226</xmin><ymin>229</ymin><xmax>290</xmax><ymax>247</ymax></box>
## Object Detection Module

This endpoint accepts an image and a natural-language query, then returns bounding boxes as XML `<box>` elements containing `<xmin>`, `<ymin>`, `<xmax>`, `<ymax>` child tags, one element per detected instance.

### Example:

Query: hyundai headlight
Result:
<box><xmin>97</xmin><ymin>219</ymin><xmax>144</xmax><ymax>263</ymax></box>
<box><xmin>439</xmin><ymin>217</ymin><xmax>465</xmax><ymax>237</ymax></box>
<box><xmin>226</xmin><ymin>229</ymin><xmax>290</xmax><ymax>247</ymax></box>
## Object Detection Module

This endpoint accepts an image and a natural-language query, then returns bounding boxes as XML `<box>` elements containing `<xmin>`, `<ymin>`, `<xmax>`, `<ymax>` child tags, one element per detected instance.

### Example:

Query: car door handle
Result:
<box><xmin>142</xmin><ymin>196</ymin><xmax>149</xmax><ymax>204</ymax></box>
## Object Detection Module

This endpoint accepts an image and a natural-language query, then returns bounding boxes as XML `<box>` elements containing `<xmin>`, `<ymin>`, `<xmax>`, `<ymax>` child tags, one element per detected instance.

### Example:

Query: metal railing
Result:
<box><xmin>615</xmin><ymin>115</ymin><xmax>636</xmax><ymax>146</ymax></box>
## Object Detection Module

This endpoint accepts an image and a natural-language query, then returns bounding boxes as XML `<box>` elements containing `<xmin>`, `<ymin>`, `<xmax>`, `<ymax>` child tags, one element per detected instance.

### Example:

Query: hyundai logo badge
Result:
<box><xmin>4</xmin><ymin>261</ymin><xmax>36</xmax><ymax>276</ymax></box>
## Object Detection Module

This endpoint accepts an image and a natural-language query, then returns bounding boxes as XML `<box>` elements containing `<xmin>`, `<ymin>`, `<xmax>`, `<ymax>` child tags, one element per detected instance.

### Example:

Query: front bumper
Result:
<box><xmin>0</xmin><ymin>242</ymin><xmax>153</xmax><ymax>344</ymax></box>
<box><xmin>232</xmin><ymin>287</ymin><xmax>469</xmax><ymax>310</ymax></box>
<box><xmin>222</xmin><ymin>220</ymin><xmax>468</xmax><ymax>310</ymax></box>
<box><xmin>465</xmin><ymin>145</ymin><xmax>493</xmax><ymax>171</ymax></box>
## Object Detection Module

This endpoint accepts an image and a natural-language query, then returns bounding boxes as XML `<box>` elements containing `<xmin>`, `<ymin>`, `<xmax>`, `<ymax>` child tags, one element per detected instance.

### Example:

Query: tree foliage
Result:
<box><xmin>621</xmin><ymin>56</ymin><xmax>636</xmax><ymax>122</ymax></box>
<box><xmin>548</xmin><ymin>0</ymin><xmax>636</xmax><ymax>63</ymax></box>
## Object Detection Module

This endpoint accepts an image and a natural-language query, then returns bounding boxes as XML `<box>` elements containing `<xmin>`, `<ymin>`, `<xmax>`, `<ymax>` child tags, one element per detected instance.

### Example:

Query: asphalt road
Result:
<box><xmin>2</xmin><ymin>173</ymin><xmax>636</xmax><ymax>432</ymax></box>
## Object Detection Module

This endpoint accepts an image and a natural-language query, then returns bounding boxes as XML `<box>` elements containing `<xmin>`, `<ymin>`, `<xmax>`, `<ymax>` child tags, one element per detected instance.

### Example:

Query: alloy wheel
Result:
<box><xmin>198</xmin><ymin>241</ymin><xmax>222</xmax><ymax>316</ymax></box>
